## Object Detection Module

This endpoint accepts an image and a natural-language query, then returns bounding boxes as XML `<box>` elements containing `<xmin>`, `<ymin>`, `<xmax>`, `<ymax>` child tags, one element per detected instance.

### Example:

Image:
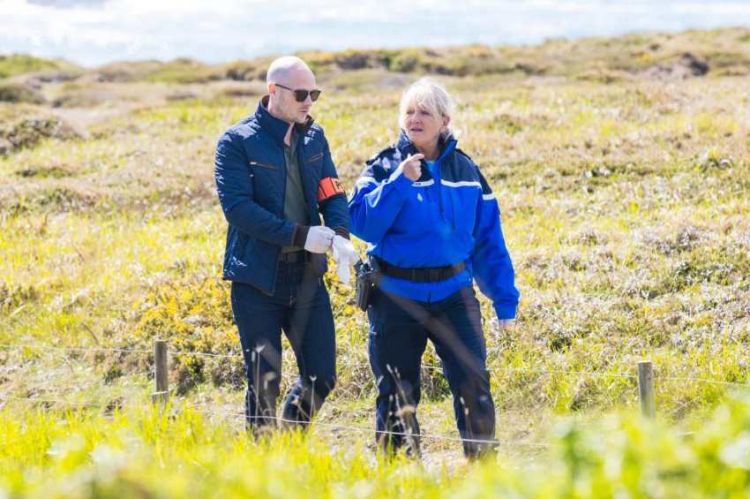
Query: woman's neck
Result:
<box><xmin>415</xmin><ymin>140</ymin><xmax>439</xmax><ymax>161</ymax></box>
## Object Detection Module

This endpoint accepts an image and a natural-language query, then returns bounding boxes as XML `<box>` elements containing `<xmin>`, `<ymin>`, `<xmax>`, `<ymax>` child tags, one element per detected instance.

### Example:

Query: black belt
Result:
<box><xmin>373</xmin><ymin>257</ymin><xmax>465</xmax><ymax>283</ymax></box>
<box><xmin>278</xmin><ymin>250</ymin><xmax>310</xmax><ymax>263</ymax></box>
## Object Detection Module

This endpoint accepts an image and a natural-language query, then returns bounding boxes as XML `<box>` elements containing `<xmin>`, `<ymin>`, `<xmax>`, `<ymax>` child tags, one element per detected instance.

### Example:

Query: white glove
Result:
<box><xmin>332</xmin><ymin>235</ymin><xmax>359</xmax><ymax>285</ymax></box>
<box><xmin>304</xmin><ymin>226</ymin><xmax>335</xmax><ymax>254</ymax></box>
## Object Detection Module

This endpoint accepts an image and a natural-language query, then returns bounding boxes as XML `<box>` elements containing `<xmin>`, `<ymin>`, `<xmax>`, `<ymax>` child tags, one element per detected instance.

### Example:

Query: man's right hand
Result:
<box><xmin>399</xmin><ymin>153</ymin><xmax>424</xmax><ymax>181</ymax></box>
<box><xmin>304</xmin><ymin>225</ymin><xmax>335</xmax><ymax>253</ymax></box>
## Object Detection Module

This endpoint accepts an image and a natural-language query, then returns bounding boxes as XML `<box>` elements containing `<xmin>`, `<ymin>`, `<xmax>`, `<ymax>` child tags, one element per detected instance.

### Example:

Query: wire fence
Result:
<box><xmin>2</xmin><ymin>340</ymin><xmax>748</xmax><ymax>388</ymax></box>
<box><xmin>1</xmin><ymin>339</ymin><xmax>748</xmax><ymax>454</ymax></box>
<box><xmin>0</xmin><ymin>394</ymin><xmax>549</xmax><ymax>449</ymax></box>
<box><xmin>0</xmin><ymin>392</ymin><xmax>702</xmax><ymax>451</ymax></box>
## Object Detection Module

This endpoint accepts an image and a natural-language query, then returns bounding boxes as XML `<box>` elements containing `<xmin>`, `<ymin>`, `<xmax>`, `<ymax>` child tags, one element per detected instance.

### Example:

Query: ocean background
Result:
<box><xmin>2</xmin><ymin>0</ymin><xmax>750</xmax><ymax>65</ymax></box>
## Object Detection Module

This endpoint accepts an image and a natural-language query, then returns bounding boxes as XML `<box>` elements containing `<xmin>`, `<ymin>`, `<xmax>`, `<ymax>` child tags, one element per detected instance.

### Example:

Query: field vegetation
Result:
<box><xmin>1</xmin><ymin>28</ymin><xmax>749</xmax><ymax>497</ymax></box>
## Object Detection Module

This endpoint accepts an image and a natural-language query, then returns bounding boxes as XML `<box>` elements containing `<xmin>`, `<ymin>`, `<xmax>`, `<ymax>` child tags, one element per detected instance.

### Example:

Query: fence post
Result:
<box><xmin>152</xmin><ymin>339</ymin><xmax>168</xmax><ymax>405</ymax></box>
<box><xmin>637</xmin><ymin>360</ymin><xmax>655</xmax><ymax>418</ymax></box>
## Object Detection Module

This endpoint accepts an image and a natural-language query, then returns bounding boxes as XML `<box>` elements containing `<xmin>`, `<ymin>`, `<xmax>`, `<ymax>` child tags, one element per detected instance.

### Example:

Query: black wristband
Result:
<box><xmin>292</xmin><ymin>224</ymin><xmax>310</xmax><ymax>247</ymax></box>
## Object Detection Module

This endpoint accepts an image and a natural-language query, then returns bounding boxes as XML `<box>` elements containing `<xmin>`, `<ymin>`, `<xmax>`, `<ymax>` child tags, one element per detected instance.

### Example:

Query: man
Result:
<box><xmin>214</xmin><ymin>56</ymin><xmax>357</xmax><ymax>432</ymax></box>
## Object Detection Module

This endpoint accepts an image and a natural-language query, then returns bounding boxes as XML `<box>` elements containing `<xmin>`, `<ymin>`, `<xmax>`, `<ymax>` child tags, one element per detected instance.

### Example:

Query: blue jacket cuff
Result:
<box><xmin>494</xmin><ymin>302</ymin><xmax>517</xmax><ymax>321</ymax></box>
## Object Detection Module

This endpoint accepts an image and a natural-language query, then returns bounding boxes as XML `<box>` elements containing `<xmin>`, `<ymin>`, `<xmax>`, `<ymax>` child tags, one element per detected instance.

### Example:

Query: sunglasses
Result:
<box><xmin>274</xmin><ymin>83</ymin><xmax>322</xmax><ymax>102</ymax></box>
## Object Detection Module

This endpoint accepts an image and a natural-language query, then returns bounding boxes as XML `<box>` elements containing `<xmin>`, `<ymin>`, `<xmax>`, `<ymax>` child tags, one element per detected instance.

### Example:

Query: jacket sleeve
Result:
<box><xmin>317</xmin><ymin>133</ymin><xmax>350</xmax><ymax>237</ymax></box>
<box><xmin>214</xmin><ymin>131</ymin><xmax>297</xmax><ymax>246</ymax></box>
<box><xmin>348</xmin><ymin>157</ymin><xmax>412</xmax><ymax>244</ymax></box>
<box><xmin>471</xmin><ymin>171</ymin><xmax>520</xmax><ymax>320</ymax></box>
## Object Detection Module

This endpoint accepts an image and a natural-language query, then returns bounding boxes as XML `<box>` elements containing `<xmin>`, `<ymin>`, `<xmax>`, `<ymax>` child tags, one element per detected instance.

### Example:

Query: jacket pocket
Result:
<box><xmin>249</xmin><ymin>160</ymin><xmax>279</xmax><ymax>170</ymax></box>
<box><xmin>305</xmin><ymin>152</ymin><xmax>324</xmax><ymax>163</ymax></box>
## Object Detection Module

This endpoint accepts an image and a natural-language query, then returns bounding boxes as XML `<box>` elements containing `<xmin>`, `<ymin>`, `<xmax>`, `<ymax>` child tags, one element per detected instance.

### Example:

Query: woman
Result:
<box><xmin>348</xmin><ymin>78</ymin><xmax>519</xmax><ymax>459</ymax></box>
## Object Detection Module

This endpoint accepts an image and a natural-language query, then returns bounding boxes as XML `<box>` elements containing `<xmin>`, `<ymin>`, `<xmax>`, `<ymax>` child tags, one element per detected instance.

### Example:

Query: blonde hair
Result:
<box><xmin>398</xmin><ymin>78</ymin><xmax>455</xmax><ymax>135</ymax></box>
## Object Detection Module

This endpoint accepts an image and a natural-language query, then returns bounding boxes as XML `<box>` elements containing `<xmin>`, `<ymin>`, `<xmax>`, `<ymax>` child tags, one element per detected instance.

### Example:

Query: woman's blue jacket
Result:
<box><xmin>348</xmin><ymin>132</ymin><xmax>519</xmax><ymax>320</ymax></box>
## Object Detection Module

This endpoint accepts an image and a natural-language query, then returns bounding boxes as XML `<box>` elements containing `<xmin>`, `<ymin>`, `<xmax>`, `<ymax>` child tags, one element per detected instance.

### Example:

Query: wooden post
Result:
<box><xmin>152</xmin><ymin>339</ymin><xmax>168</xmax><ymax>405</ymax></box>
<box><xmin>638</xmin><ymin>361</ymin><xmax>655</xmax><ymax>418</ymax></box>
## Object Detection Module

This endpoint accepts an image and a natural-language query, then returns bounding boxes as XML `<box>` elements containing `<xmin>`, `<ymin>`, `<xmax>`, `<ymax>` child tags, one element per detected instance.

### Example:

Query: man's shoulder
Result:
<box><xmin>222</xmin><ymin>115</ymin><xmax>262</xmax><ymax>141</ymax></box>
<box><xmin>299</xmin><ymin>122</ymin><xmax>326</xmax><ymax>144</ymax></box>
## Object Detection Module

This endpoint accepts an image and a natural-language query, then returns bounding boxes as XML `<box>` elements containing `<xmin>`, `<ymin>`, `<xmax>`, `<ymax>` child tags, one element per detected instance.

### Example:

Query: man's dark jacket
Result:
<box><xmin>214</xmin><ymin>96</ymin><xmax>349</xmax><ymax>294</ymax></box>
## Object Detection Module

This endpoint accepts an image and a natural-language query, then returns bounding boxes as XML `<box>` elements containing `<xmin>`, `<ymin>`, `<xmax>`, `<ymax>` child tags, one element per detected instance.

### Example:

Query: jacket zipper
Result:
<box><xmin>434</xmin><ymin>139</ymin><xmax>457</xmax><ymax>228</ymax></box>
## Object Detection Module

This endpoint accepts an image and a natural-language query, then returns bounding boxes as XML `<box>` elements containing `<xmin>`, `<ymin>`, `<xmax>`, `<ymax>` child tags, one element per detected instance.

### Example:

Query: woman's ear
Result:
<box><xmin>443</xmin><ymin>115</ymin><xmax>451</xmax><ymax>129</ymax></box>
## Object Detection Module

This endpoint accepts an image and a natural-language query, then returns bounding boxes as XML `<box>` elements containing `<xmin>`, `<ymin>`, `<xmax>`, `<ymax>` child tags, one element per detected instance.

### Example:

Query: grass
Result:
<box><xmin>0</xmin><ymin>54</ymin><xmax>80</xmax><ymax>79</ymax></box>
<box><xmin>1</xmin><ymin>27</ymin><xmax>749</xmax><ymax>496</ymax></box>
<box><xmin>3</xmin><ymin>395</ymin><xmax>750</xmax><ymax>496</ymax></box>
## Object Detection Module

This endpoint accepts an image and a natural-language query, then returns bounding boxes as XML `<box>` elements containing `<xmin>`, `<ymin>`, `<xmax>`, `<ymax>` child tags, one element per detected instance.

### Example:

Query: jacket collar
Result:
<box><xmin>255</xmin><ymin>95</ymin><xmax>315</xmax><ymax>145</ymax></box>
<box><xmin>396</xmin><ymin>129</ymin><xmax>457</xmax><ymax>160</ymax></box>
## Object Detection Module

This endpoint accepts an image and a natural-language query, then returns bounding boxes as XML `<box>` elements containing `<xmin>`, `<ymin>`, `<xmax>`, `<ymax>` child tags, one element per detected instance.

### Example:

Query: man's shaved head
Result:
<box><xmin>266</xmin><ymin>56</ymin><xmax>313</xmax><ymax>85</ymax></box>
<box><xmin>266</xmin><ymin>56</ymin><xmax>318</xmax><ymax>125</ymax></box>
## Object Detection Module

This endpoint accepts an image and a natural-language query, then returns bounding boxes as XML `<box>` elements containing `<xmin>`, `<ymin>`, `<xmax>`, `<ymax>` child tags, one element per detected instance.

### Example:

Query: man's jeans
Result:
<box><xmin>231</xmin><ymin>259</ymin><xmax>336</xmax><ymax>431</ymax></box>
<box><xmin>367</xmin><ymin>286</ymin><xmax>496</xmax><ymax>458</ymax></box>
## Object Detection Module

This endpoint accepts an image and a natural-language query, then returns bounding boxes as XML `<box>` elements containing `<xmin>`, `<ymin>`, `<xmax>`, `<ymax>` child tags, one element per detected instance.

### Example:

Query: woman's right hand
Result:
<box><xmin>399</xmin><ymin>153</ymin><xmax>424</xmax><ymax>181</ymax></box>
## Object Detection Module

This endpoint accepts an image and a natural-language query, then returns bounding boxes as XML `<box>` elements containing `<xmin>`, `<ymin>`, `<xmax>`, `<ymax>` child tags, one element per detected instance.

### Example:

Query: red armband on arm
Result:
<box><xmin>317</xmin><ymin>176</ymin><xmax>345</xmax><ymax>203</ymax></box>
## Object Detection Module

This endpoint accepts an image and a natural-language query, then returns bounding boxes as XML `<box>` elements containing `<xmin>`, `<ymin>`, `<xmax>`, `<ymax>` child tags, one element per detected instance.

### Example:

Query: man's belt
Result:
<box><xmin>373</xmin><ymin>257</ymin><xmax>465</xmax><ymax>283</ymax></box>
